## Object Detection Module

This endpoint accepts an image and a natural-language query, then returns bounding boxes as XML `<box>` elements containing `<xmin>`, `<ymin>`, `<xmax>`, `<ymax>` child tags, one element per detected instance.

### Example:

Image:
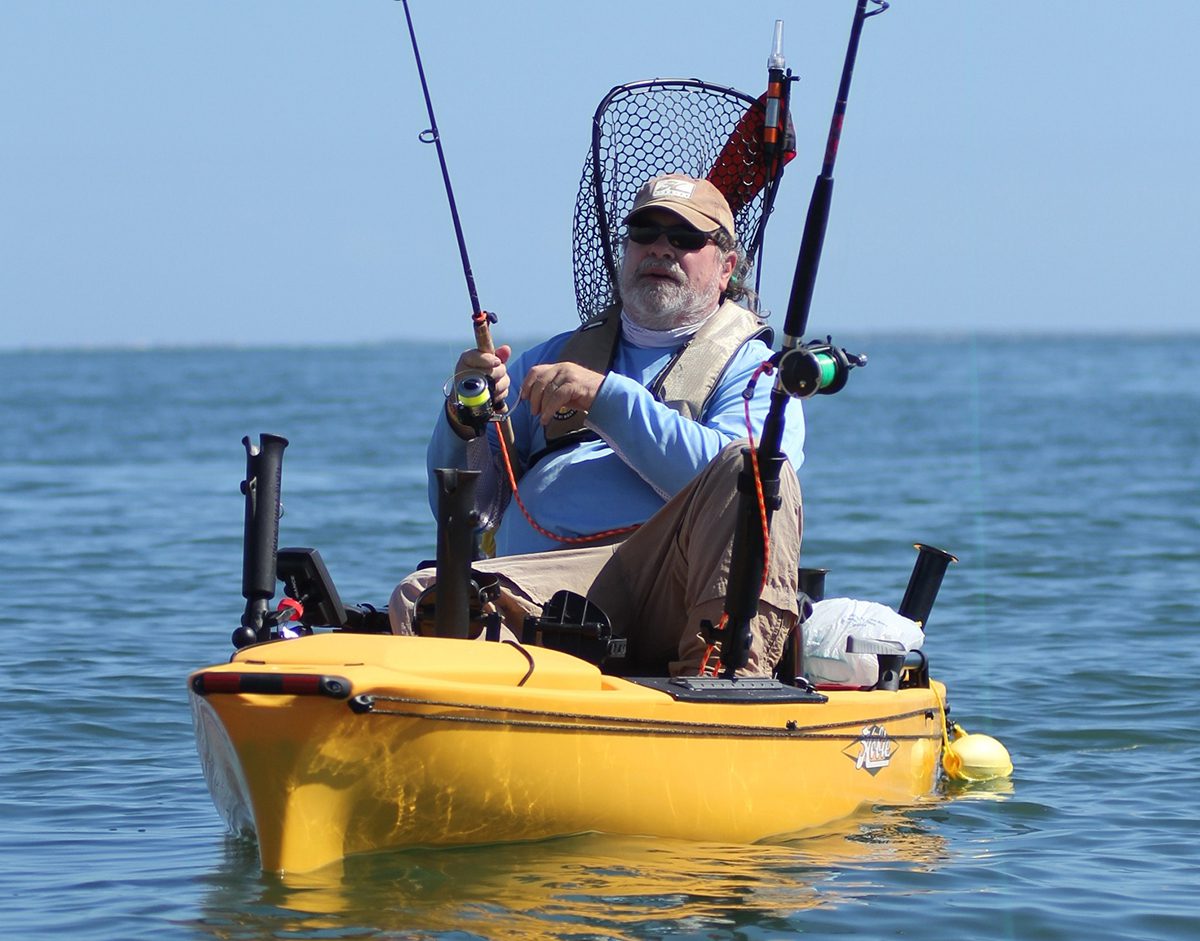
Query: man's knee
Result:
<box><xmin>388</xmin><ymin>568</ymin><xmax>436</xmax><ymax>634</ymax></box>
<box><xmin>388</xmin><ymin>565</ymin><xmax>544</xmax><ymax>637</ymax></box>
<box><xmin>694</xmin><ymin>439</ymin><xmax>801</xmax><ymax>515</ymax></box>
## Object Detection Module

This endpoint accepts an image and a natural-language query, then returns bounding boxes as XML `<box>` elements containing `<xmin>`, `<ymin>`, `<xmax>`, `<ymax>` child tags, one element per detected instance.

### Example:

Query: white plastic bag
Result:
<box><xmin>801</xmin><ymin>598</ymin><xmax>924</xmax><ymax>687</ymax></box>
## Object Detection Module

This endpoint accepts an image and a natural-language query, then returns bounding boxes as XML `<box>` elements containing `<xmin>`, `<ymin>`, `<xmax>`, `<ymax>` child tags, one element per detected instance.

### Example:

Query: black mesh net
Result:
<box><xmin>572</xmin><ymin>79</ymin><xmax>784</xmax><ymax>323</ymax></box>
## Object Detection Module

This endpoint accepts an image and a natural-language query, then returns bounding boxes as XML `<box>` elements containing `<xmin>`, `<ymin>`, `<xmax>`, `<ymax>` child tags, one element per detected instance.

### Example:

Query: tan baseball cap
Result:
<box><xmin>624</xmin><ymin>174</ymin><xmax>735</xmax><ymax>239</ymax></box>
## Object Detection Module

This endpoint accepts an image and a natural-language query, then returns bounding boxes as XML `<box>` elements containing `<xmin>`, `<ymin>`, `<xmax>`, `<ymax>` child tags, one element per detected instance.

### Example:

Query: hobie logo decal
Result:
<box><xmin>844</xmin><ymin>724</ymin><xmax>897</xmax><ymax>775</ymax></box>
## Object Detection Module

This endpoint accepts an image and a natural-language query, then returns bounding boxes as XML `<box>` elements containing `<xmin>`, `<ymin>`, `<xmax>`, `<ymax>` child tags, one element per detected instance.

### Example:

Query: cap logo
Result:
<box><xmin>652</xmin><ymin>179</ymin><xmax>697</xmax><ymax>200</ymax></box>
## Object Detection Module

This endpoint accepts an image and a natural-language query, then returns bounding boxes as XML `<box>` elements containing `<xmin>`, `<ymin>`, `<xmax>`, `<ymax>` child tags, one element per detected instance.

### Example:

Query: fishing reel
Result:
<box><xmin>774</xmin><ymin>337</ymin><xmax>867</xmax><ymax>398</ymax></box>
<box><xmin>448</xmin><ymin>372</ymin><xmax>495</xmax><ymax>435</ymax></box>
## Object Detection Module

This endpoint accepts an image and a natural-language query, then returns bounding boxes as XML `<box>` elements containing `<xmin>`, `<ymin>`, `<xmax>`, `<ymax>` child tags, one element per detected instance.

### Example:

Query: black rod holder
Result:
<box><xmin>777</xmin><ymin>567</ymin><xmax>829</xmax><ymax>686</ymax></box>
<box><xmin>798</xmin><ymin>567</ymin><xmax>828</xmax><ymax>603</ymax></box>
<box><xmin>433</xmin><ymin>468</ymin><xmax>480</xmax><ymax>639</ymax></box>
<box><xmin>237</xmin><ymin>433</ymin><xmax>289</xmax><ymax>647</ymax></box>
<box><xmin>897</xmin><ymin>543</ymin><xmax>958</xmax><ymax>630</ymax></box>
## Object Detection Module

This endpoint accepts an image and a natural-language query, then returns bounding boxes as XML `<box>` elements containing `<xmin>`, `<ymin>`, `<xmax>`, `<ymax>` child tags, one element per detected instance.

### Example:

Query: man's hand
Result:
<box><xmin>454</xmin><ymin>345</ymin><xmax>512</xmax><ymax>406</ymax></box>
<box><xmin>443</xmin><ymin>345</ymin><xmax>511</xmax><ymax>440</ymax></box>
<box><xmin>521</xmin><ymin>363</ymin><xmax>606</xmax><ymax>427</ymax></box>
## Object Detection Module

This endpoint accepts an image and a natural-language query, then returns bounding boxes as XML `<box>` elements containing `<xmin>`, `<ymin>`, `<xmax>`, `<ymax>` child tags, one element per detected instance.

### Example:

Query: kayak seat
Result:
<box><xmin>522</xmin><ymin>590</ymin><xmax>627</xmax><ymax>672</ymax></box>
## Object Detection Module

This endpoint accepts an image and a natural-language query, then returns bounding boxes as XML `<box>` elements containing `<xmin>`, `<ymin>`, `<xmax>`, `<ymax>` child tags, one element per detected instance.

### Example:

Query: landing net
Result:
<box><xmin>572</xmin><ymin>79</ymin><xmax>784</xmax><ymax>323</ymax></box>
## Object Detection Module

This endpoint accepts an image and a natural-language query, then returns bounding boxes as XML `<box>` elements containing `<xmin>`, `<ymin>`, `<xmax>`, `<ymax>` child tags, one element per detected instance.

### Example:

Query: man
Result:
<box><xmin>390</xmin><ymin>174</ymin><xmax>805</xmax><ymax>676</ymax></box>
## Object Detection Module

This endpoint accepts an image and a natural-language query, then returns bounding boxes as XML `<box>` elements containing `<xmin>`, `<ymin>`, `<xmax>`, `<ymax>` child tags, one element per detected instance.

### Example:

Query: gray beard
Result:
<box><xmin>618</xmin><ymin>258</ymin><xmax>722</xmax><ymax>331</ymax></box>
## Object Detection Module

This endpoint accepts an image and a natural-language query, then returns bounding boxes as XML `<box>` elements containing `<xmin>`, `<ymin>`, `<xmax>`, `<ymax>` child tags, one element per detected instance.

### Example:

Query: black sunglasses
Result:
<box><xmin>626</xmin><ymin>222</ymin><xmax>718</xmax><ymax>252</ymax></box>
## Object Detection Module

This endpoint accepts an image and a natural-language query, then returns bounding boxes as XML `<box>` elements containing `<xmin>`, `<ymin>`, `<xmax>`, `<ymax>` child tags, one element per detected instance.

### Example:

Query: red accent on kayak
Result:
<box><xmin>191</xmin><ymin>672</ymin><xmax>352</xmax><ymax>698</ymax></box>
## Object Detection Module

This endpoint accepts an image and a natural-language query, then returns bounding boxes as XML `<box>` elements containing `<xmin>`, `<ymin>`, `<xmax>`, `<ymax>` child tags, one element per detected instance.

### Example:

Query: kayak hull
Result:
<box><xmin>190</xmin><ymin>634</ymin><xmax>944</xmax><ymax>873</ymax></box>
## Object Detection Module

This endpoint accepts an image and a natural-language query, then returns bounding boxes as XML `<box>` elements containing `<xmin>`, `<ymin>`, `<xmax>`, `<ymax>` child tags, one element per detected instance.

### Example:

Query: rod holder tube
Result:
<box><xmin>433</xmin><ymin>468</ymin><xmax>480</xmax><ymax>639</ymax></box>
<box><xmin>779</xmin><ymin>567</ymin><xmax>828</xmax><ymax>685</ymax></box>
<box><xmin>897</xmin><ymin>543</ymin><xmax>958</xmax><ymax>630</ymax></box>
<box><xmin>240</xmin><ymin>434</ymin><xmax>289</xmax><ymax>637</ymax></box>
<box><xmin>798</xmin><ymin>567</ymin><xmax>828</xmax><ymax>603</ymax></box>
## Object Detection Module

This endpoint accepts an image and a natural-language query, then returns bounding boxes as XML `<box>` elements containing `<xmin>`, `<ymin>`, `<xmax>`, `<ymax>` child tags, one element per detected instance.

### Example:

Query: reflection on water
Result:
<box><xmin>942</xmin><ymin>775</ymin><xmax>1016</xmax><ymax>800</ymax></box>
<box><xmin>190</xmin><ymin>807</ymin><xmax>954</xmax><ymax>940</ymax></box>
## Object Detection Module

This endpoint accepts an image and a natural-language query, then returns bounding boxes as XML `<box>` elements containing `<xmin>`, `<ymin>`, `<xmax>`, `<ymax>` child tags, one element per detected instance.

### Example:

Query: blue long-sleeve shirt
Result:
<box><xmin>427</xmin><ymin>327</ymin><xmax>805</xmax><ymax>556</ymax></box>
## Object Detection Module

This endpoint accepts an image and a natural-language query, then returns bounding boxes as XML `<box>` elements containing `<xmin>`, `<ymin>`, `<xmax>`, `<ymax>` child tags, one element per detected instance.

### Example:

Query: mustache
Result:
<box><xmin>635</xmin><ymin>258</ymin><xmax>686</xmax><ymax>283</ymax></box>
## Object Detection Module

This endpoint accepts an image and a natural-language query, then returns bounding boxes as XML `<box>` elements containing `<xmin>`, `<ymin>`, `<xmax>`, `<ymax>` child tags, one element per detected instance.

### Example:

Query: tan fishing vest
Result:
<box><xmin>535</xmin><ymin>300</ymin><xmax>772</xmax><ymax>460</ymax></box>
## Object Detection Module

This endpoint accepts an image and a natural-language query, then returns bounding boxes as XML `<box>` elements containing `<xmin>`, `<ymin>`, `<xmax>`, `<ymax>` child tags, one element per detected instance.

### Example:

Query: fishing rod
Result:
<box><xmin>786</xmin><ymin>0</ymin><xmax>889</xmax><ymax>346</ymax></box>
<box><xmin>396</xmin><ymin>0</ymin><xmax>515</xmax><ymax>449</ymax></box>
<box><xmin>717</xmin><ymin>0</ymin><xmax>886</xmax><ymax>677</ymax></box>
<box><xmin>757</xmin><ymin>0</ymin><xmax>885</xmax><ymax>456</ymax></box>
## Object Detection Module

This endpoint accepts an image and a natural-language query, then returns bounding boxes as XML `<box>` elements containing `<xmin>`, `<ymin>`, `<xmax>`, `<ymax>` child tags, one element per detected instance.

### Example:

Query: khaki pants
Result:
<box><xmin>390</xmin><ymin>441</ymin><xmax>802</xmax><ymax>677</ymax></box>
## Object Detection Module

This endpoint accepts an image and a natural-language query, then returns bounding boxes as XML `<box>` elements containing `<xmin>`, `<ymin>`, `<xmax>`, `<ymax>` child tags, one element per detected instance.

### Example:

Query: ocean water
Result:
<box><xmin>1</xmin><ymin>336</ymin><xmax>1197</xmax><ymax>940</ymax></box>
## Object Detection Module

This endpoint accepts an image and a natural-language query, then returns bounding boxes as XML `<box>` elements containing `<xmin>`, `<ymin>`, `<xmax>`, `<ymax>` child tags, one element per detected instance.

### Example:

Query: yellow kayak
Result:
<box><xmin>190</xmin><ymin>633</ymin><xmax>945</xmax><ymax>874</ymax></box>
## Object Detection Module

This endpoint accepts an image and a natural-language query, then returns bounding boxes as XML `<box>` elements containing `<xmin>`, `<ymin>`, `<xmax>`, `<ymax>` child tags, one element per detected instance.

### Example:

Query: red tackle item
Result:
<box><xmin>707</xmin><ymin>92</ymin><xmax>796</xmax><ymax>216</ymax></box>
<box><xmin>276</xmin><ymin>597</ymin><xmax>304</xmax><ymax>624</ymax></box>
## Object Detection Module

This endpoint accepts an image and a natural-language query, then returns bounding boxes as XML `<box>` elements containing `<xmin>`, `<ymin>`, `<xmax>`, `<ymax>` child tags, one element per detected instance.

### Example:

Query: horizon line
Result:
<box><xmin>3</xmin><ymin>325</ymin><xmax>1196</xmax><ymax>355</ymax></box>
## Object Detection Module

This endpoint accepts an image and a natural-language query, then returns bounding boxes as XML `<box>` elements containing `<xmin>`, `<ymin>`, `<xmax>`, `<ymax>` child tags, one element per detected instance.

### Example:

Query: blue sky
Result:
<box><xmin>3</xmin><ymin>1</ymin><xmax>1196</xmax><ymax>349</ymax></box>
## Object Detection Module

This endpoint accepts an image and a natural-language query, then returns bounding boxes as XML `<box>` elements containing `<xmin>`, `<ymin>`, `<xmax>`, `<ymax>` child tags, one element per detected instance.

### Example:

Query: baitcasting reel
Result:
<box><xmin>774</xmin><ymin>337</ymin><xmax>867</xmax><ymax>398</ymax></box>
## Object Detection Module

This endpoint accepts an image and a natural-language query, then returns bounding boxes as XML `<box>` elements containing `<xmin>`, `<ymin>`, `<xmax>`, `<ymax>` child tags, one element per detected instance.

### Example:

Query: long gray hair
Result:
<box><xmin>714</xmin><ymin>229</ymin><xmax>757</xmax><ymax>310</ymax></box>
